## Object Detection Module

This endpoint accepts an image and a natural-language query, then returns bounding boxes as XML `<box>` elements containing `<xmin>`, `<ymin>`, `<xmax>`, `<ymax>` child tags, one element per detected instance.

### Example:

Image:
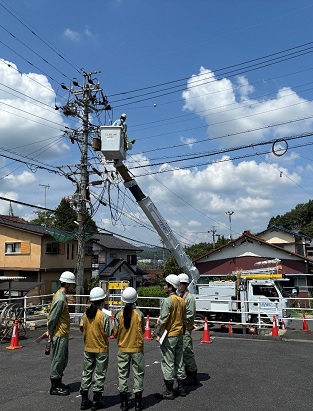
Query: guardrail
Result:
<box><xmin>1</xmin><ymin>293</ymin><xmax>313</xmax><ymax>334</ymax></box>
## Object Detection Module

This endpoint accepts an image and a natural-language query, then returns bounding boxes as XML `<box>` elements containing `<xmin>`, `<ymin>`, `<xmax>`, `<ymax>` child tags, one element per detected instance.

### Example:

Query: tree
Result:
<box><xmin>30</xmin><ymin>210</ymin><xmax>56</xmax><ymax>227</ymax></box>
<box><xmin>268</xmin><ymin>199</ymin><xmax>313</xmax><ymax>237</ymax></box>
<box><xmin>30</xmin><ymin>197</ymin><xmax>98</xmax><ymax>234</ymax></box>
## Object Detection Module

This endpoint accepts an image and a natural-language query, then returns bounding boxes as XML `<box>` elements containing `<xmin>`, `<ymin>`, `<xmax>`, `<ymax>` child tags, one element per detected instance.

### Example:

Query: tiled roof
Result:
<box><xmin>93</xmin><ymin>233</ymin><xmax>141</xmax><ymax>252</ymax></box>
<box><xmin>99</xmin><ymin>259</ymin><xmax>137</xmax><ymax>278</ymax></box>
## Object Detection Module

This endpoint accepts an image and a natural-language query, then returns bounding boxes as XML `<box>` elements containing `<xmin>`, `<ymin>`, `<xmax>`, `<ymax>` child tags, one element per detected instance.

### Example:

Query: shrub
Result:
<box><xmin>137</xmin><ymin>285</ymin><xmax>166</xmax><ymax>318</ymax></box>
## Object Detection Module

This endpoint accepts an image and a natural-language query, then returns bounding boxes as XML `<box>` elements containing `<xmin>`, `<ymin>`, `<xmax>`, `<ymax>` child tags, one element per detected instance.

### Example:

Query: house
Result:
<box><xmin>194</xmin><ymin>231</ymin><xmax>313</xmax><ymax>298</ymax></box>
<box><xmin>92</xmin><ymin>233</ymin><xmax>143</xmax><ymax>288</ymax></box>
<box><xmin>0</xmin><ymin>216</ymin><xmax>92</xmax><ymax>298</ymax></box>
<box><xmin>257</xmin><ymin>225</ymin><xmax>312</xmax><ymax>257</ymax></box>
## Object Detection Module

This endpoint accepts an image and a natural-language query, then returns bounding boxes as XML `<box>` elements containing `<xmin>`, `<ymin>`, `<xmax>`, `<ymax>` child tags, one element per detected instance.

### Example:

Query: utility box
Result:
<box><xmin>100</xmin><ymin>126</ymin><xmax>126</xmax><ymax>161</ymax></box>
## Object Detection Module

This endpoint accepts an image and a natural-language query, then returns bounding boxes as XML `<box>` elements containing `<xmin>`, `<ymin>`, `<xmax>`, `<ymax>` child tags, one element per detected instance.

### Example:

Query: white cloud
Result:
<box><xmin>182</xmin><ymin>67</ymin><xmax>313</xmax><ymax>147</ymax></box>
<box><xmin>64</xmin><ymin>28</ymin><xmax>80</xmax><ymax>42</ymax></box>
<box><xmin>180</xmin><ymin>136</ymin><xmax>197</xmax><ymax>148</ymax></box>
<box><xmin>0</xmin><ymin>59</ymin><xmax>69</xmax><ymax>160</ymax></box>
<box><xmin>4</xmin><ymin>171</ymin><xmax>37</xmax><ymax>187</ymax></box>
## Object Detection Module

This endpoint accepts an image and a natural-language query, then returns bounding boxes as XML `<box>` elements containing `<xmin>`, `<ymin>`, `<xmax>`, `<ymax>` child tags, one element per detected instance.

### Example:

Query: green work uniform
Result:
<box><xmin>179</xmin><ymin>290</ymin><xmax>197</xmax><ymax>372</ymax></box>
<box><xmin>155</xmin><ymin>293</ymin><xmax>186</xmax><ymax>382</ymax></box>
<box><xmin>48</xmin><ymin>290</ymin><xmax>70</xmax><ymax>380</ymax></box>
<box><xmin>80</xmin><ymin>309</ymin><xmax>111</xmax><ymax>393</ymax></box>
<box><xmin>114</xmin><ymin>307</ymin><xmax>145</xmax><ymax>394</ymax></box>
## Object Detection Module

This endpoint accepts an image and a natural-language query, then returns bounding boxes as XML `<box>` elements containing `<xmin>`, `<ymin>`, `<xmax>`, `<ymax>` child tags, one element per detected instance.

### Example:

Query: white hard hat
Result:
<box><xmin>121</xmin><ymin>113</ymin><xmax>127</xmax><ymax>119</ymax></box>
<box><xmin>90</xmin><ymin>287</ymin><xmax>105</xmax><ymax>302</ymax></box>
<box><xmin>122</xmin><ymin>287</ymin><xmax>137</xmax><ymax>304</ymax></box>
<box><xmin>178</xmin><ymin>273</ymin><xmax>190</xmax><ymax>284</ymax></box>
<box><xmin>165</xmin><ymin>274</ymin><xmax>180</xmax><ymax>289</ymax></box>
<box><xmin>59</xmin><ymin>271</ymin><xmax>76</xmax><ymax>284</ymax></box>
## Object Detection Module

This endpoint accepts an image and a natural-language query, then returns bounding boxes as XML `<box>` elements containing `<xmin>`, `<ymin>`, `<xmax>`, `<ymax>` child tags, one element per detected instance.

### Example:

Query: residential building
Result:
<box><xmin>0</xmin><ymin>216</ymin><xmax>92</xmax><ymax>299</ymax></box>
<box><xmin>194</xmin><ymin>231</ymin><xmax>313</xmax><ymax>298</ymax></box>
<box><xmin>92</xmin><ymin>233</ymin><xmax>143</xmax><ymax>288</ymax></box>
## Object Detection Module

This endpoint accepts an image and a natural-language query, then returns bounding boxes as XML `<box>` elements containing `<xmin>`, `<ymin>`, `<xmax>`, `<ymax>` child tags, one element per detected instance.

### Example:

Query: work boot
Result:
<box><xmin>80</xmin><ymin>390</ymin><xmax>92</xmax><ymax>410</ymax></box>
<box><xmin>162</xmin><ymin>380</ymin><xmax>175</xmax><ymax>400</ymax></box>
<box><xmin>91</xmin><ymin>392</ymin><xmax>102</xmax><ymax>411</ymax></box>
<box><xmin>177</xmin><ymin>379</ymin><xmax>186</xmax><ymax>397</ymax></box>
<box><xmin>189</xmin><ymin>370</ymin><xmax>199</xmax><ymax>386</ymax></box>
<box><xmin>135</xmin><ymin>391</ymin><xmax>143</xmax><ymax>411</ymax></box>
<box><xmin>60</xmin><ymin>379</ymin><xmax>70</xmax><ymax>390</ymax></box>
<box><xmin>49</xmin><ymin>378</ymin><xmax>70</xmax><ymax>396</ymax></box>
<box><xmin>184</xmin><ymin>370</ymin><xmax>199</xmax><ymax>386</ymax></box>
<box><xmin>120</xmin><ymin>392</ymin><xmax>129</xmax><ymax>411</ymax></box>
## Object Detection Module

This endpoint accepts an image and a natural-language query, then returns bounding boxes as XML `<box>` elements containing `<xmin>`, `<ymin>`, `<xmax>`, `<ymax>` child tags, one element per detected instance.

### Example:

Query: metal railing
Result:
<box><xmin>1</xmin><ymin>293</ymin><xmax>313</xmax><ymax>334</ymax></box>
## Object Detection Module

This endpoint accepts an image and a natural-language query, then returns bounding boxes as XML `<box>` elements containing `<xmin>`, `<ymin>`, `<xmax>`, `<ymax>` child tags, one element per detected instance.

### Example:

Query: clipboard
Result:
<box><xmin>159</xmin><ymin>329</ymin><xmax>168</xmax><ymax>345</ymax></box>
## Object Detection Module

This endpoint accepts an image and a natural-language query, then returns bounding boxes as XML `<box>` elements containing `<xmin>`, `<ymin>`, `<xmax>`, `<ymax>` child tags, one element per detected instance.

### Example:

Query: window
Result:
<box><xmin>252</xmin><ymin>285</ymin><xmax>279</xmax><ymax>300</ymax></box>
<box><xmin>5</xmin><ymin>242</ymin><xmax>21</xmax><ymax>254</ymax></box>
<box><xmin>85</xmin><ymin>244</ymin><xmax>93</xmax><ymax>256</ymax></box>
<box><xmin>5</xmin><ymin>241</ymin><xmax>30</xmax><ymax>254</ymax></box>
<box><xmin>127</xmin><ymin>254</ymin><xmax>137</xmax><ymax>265</ymax></box>
<box><xmin>46</xmin><ymin>242</ymin><xmax>59</xmax><ymax>254</ymax></box>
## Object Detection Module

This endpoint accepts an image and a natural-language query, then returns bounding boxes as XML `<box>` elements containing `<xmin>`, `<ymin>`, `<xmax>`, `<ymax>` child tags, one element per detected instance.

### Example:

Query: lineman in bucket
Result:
<box><xmin>79</xmin><ymin>287</ymin><xmax>111</xmax><ymax>411</ymax></box>
<box><xmin>114</xmin><ymin>287</ymin><xmax>145</xmax><ymax>411</ymax></box>
<box><xmin>155</xmin><ymin>274</ymin><xmax>186</xmax><ymax>400</ymax></box>
<box><xmin>47</xmin><ymin>271</ymin><xmax>76</xmax><ymax>396</ymax></box>
<box><xmin>177</xmin><ymin>273</ymin><xmax>199</xmax><ymax>386</ymax></box>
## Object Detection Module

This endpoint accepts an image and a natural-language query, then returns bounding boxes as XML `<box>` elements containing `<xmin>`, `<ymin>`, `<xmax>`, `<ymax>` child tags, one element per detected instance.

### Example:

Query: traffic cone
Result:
<box><xmin>228</xmin><ymin>322</ymin><xmax>233</xmax><ymax>334</ymax></box>
<box><xmin>6</xmin><ymin>319</ymin><xmax>23</xmax><ymax>350</ymax></box>
<box><xmin>281</xmin><ymin>319</ymin><xmax>286</xmax><ymax>330</ymax></box>
<box><xmin>302</xmin><ymin>313</ymin><xmax>310</xmax><ymax>332</ymax></box>
<box><xmin>144</xmin><ymin>315</ymin><xmax>153</xmax><ymax>340</ymax></box>
<box><xmin>109</xmin><ymin>314</ymin><xmax>115</xmax><ymax>339</ymax></box>
<box><xmin>271</xmin><ymin>316</ymin><xmax>279</xmax><ymax>337</ymax></box>
<box><xmin>200</xmin><ymin>317</ymin><xmax>212</xmax><ymax>343</ymax></box>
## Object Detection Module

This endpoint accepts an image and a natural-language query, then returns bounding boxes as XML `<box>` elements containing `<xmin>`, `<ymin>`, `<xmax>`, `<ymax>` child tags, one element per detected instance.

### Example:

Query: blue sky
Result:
<box><xmin>1</xmin><ymin>0</ymin><xmax>313</xmax><ymax>248</ymax></box>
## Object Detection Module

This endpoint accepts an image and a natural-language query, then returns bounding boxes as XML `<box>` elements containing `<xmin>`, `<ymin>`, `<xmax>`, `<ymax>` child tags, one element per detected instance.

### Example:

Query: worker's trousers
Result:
<box><xmin>117</xmin><ymin>351</ymin><xmax>144</xmax><ymax>393</ymax></box>
<box><xmin>80</xmin><ymin>351</ymin><xmax>109</xmax><ymax>393</ymax></box>
<box><xmin>160</xmin><ymin>335</ymin><xmax>185</xmax><ymax>381</ymax></box>
<box><xmin>183</xmin><ymin>329</ymin><xmax>197</xmax><ymax>372</ymax></box>
<box><xmin>50</xmin><ymin>336</ymin><xmax>69</xmax><ymax>379</ymax></box>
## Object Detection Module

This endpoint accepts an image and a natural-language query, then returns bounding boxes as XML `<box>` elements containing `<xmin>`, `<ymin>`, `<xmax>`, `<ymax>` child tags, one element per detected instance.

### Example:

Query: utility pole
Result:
<box><xmin>60</xmin><ymin>71</ymin><xmax>110</xmax><ymax>318</ymax></box>
<box><xmin>208</xmin><ymin>226</ymin><xmax>218</xmax><ymax>249</ymax></box>
<box><xmin>225</xmin><ymin>211</ymin><xmax>234</xmax><ymax>241</ymax></box>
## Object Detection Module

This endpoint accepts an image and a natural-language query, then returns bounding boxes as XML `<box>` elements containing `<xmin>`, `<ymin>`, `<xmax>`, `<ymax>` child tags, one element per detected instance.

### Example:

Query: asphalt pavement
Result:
<box><xmin>1</xmin><ymin>323</ymin><xmax>313</xmax><ymax>411</ymax></box>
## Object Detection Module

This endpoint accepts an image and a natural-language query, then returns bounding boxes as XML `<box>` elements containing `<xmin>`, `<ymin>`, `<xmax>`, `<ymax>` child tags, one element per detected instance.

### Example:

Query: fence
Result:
<box><xmin>1</xmin><ymin>293</ymin><xmax>313</xmax><ymax>339</ymax></box>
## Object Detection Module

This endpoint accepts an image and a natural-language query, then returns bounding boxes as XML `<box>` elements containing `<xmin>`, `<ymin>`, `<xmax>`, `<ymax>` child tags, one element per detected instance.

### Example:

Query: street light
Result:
<box><xmin>225</xmin><ymin>211</ymin><xmax>234</xmax><ymax>241</ymax></box>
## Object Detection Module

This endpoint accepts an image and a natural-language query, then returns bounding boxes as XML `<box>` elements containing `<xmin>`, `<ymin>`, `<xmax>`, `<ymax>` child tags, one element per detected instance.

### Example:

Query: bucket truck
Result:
<box><xmin>99</xmin><ymin>127</ymin><xmax>292</xmax><ymax>329</ymax></box>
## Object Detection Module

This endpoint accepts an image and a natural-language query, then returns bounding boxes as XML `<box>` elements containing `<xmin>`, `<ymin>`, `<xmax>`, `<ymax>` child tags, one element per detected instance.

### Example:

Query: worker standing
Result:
<box><xmin>79</xmin><ymin>287</ymin><xmax>111</xmax><ymax>411</ymax></box>
<box><xmin>177</xmin><ymin>273</ymin><xmax>198</xmax><ymax>386</ymax></box>
<box><xmin>47</xmin><ymin>271</ymin><xmax>76</xmax><ymax>396</ymax></box>
<box><xmin>155</xmin><ymin>274</ymin><xmax>186</xmax><ymax>400</ymax></box>
<box><xmin>114</xmin><ymin>287</ymin><xmax>145</xmax><ymax>411</ymax></box>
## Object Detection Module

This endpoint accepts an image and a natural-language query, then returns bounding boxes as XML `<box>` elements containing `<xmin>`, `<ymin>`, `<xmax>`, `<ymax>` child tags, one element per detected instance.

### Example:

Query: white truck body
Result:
<box><xmin>194</xmin><ymin>277</ymin><xmax>291</xmax><ymax>326</ymax></box>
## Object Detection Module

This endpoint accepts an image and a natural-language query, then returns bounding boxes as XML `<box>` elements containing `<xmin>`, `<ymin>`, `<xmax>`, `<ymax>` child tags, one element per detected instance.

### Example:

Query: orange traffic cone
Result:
<box><xmin>200</xmin><ymin>317</ymin><xmax>212</xmax><ymax>343</ymax></box>
<box><xmin>6</xmin><ymin>319</ymin><xmax>23</xmax><ymax>350</ymax></box>
<box><xmin>302</xmin><ymin>313</ymin><xmax>310</xmax><ymax>332</ymax></box>
<box><xmin>271</xmin><ymin>315</ymin><xmax>279</xmax><ymax>337</ymax></box>
<box><xmin>144</xmin><ymin>315</ymin><xmax>153</xmax><ymax>340</ymax></box>
<box><xmin>109</xmin><ymin>314</ymin><xmax>115</xmax><ymax>339</ymax></box>
<box><xmin>281</xmin><ymin>319</ymin><xmax>286</xmax><ymax>330</ymax></box>
<box><xmin>228</xmin><ymin>322</ymin><xmax>233</xmax><ymax>334</ymax></box>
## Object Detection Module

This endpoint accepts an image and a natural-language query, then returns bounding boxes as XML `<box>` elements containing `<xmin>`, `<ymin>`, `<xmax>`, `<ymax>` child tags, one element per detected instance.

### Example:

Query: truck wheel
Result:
<box><xmin>194</xmin><ymin>313</ymin><xmax>206</xmax><ymax>331</ymax></box>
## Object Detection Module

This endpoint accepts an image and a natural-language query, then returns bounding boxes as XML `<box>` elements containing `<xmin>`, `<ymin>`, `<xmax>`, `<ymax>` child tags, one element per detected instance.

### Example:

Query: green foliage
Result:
<box><xmin>29</xmin><ymin>197</ymin><xmax>98</xmax><ymax>235</ymax></box>
<box><xmin>137</xmin><ymin>285</ymin><xmax>166</xmax><ymax>316</ymax></box>
<box><xmin>84</xmin><ymin>276</ymin><xmax>100</xmax><ymax>294</ymax></box>
<box><xmin>268</xmin><ymin>199</ymin><xmax>313</xmax><ymax>237</ymax></box>
<box><xmin>30</xmin><ymin>210</ymin><xmax>56</xmax><ymax>227</ymax></box>
<box><xmin>54</xmin><ymin>198</ymin><xmax>78</xmax><ymax>232</ymax></box>
<box><xmin>162</xmin><ymin>239</ymin><xmax>229</xmax><ymax>275</ymax></box>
